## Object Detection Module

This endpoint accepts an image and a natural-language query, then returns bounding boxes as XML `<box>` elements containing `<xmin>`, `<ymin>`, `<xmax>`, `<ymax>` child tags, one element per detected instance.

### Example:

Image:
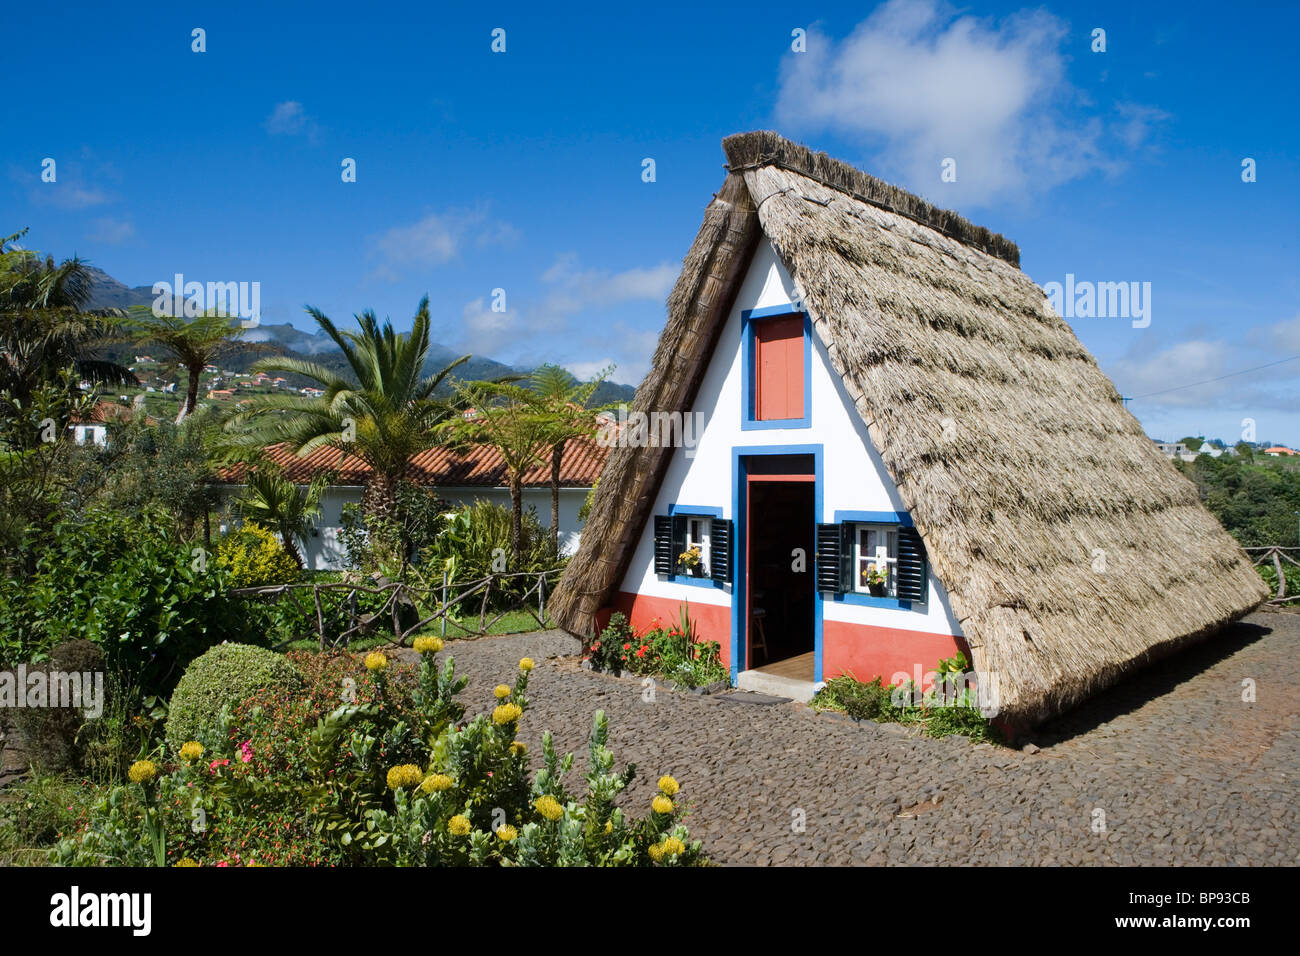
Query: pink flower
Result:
<box><xmin>239</xmin><ymin>740</ymin><xmax>253</xmax><ymax>763</ymax></box>
<box><xmin>216</xmin><ymin>861</ymin><xmax>229</xmax><ymax>867</ymax></box>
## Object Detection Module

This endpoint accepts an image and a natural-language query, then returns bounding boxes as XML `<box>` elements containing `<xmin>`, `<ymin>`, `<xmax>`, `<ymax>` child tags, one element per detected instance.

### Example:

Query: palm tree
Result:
<box><xmin>234</xmin><ymin>464</ymin><xmax>330</xmax><ymax>568</ymax></box>
<box><xmin>438</xmin><ymin>380</ymin><xmax>550</xmax><ymax>564</ymax></box>
<box><xmin>0</xmin><ymin>228</ymin><xmax>135</xmax><ymax>419</ymax></box>
<box><xmin>128</xmin><ymin>307</ymin><xmax>252</xmax><ymax>423</ymax></box>
<box><xmin>530</xmin><ymin>364</ymin><xmax>614</xmax><ymax>554</ymax></box>
<box><xmin>226</xmin><ymin>296</ymin><xmax>469</xmax><ymax>525</ymax></box>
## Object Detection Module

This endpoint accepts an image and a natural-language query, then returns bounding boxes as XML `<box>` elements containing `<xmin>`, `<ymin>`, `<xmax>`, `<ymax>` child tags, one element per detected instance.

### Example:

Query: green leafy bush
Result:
<box><xmin>60</xmin><ymin>644</ymin><xmax>705</xmax><ymax>867</ymax></box>
<box><xmin>164</xmin><ymin>643</ymin><xmax>305</xmax><ymax>751</ymax></box>
<box><xmin>0</xmin><ymin>508</ymin><xmax>266</xmax><ymax>695</ymax></box>
<box><xmin>586</xmin><ymin>606</ymin><xmax>725</xmax><ymax>688</ymax></box>
<box><xmin>8</xmin><ymin>640</ymin><xmax>105</xmax><ymax>775</ymax></box>
<box><xmin>215</xmin><ymin>523</ymin><xmax>300</xmax><ymax>590</ymax></box>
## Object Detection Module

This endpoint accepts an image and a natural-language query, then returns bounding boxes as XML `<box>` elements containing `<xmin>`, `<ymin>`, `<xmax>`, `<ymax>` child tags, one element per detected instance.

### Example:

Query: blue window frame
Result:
<box><xmin>665</xmin><ymin>505</ymin><xmax>725</xmax><ymax>589</ymax></box>
<box><xmin>740</xmin><ymin>305</ymin><xmax>812</xmax><ymax>430</ymax></box>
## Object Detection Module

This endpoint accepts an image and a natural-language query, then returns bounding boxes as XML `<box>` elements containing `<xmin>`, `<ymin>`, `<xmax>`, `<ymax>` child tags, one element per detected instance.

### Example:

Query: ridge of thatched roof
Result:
<box><xmin>550</xmin><ymin>131</ymin><xmax>1266</xmax><ymax>727</ymax></box>
<box><xmin>722</xmin><ymin>130</ymin><xmax>1020</xmax><ymax>267</ymax></box>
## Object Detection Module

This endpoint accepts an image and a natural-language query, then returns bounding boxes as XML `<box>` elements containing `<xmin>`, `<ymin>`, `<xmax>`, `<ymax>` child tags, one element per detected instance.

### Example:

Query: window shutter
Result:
<box><xmin>815</xmin><ymin>523</ymin><xmax>844</xmax><ymax>593</ymax></box>
<box><xmin>896</xmin><ymin>527</ymin><xmax>928</xmax><ymax>603</ymax></box>
<box><xmin>653</xmin><ymin>515</ymin><xmax>674</xmax><ymax>575</ymax></box>
<box><xmin>710</xmin><ymin>517</ymin><xmax>733</xmax><ymax>584</ymax></box>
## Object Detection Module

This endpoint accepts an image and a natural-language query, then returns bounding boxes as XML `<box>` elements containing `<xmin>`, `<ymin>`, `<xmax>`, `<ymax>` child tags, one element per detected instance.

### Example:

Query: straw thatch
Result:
<box><xmin>551</xmin><ymin>131</ymin><xmax>1267</xmax><ymax>726</ymax></box>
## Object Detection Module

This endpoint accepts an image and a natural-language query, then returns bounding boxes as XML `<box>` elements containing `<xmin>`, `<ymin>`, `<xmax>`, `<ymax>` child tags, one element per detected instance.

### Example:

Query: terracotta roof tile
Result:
<box><xmin>218</xmin><ymin>438</ymin><xmax>607</xmax><ymax>487</ymax></box>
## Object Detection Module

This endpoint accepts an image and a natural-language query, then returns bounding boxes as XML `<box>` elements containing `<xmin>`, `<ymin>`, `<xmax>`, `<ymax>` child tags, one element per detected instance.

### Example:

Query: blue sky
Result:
<box><xmin>4</xmin><ymin>0</ymin><xmax>1297</xmax><ymax>444</ymax></box>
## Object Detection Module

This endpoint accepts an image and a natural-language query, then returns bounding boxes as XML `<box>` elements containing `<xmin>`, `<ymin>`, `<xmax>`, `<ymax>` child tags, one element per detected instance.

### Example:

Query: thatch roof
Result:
<box><xmin>550</xmin><ymin>131</ymin><xmax>1267</xmax><ymax>727</ymax></box>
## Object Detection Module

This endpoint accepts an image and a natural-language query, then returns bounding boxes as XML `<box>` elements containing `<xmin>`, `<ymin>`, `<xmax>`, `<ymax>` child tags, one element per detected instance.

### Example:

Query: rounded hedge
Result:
<box><xmin>165</xmin><ymin>643</ymin><xmax>304</xmax><ymax>751</ymax></box>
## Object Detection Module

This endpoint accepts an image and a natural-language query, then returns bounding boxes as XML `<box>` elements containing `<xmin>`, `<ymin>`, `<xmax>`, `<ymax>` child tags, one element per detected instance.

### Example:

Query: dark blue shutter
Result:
<box><xmin>653</xmin><ymin>516</ymin><xmax>674</xmax><ymax>575</ymax></box>
<box><xmin>815</xmin><ymin>523</ymin><xmax>845</xmax><ymax>594</ymax></box>
<box><xmin>710</xmin><ymin>518</ymin><xmax>733</xmax><ymax>584</ymax></box>
<box><xmin>895</xmin><ymin>527</ymin><xmax>928</xmax><ymax>603</ymax></box>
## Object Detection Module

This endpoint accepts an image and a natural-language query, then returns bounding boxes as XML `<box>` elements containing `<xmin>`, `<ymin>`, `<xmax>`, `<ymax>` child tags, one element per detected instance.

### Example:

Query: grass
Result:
<box><xmin>0</xmin><ymin>773</ymin><xmax>100</xmax><ymax>867</ymax></box>
<box><xmin>282</xmin><ymin>607</ymin><xmax>552</xmax><ymax>653</ymax></box>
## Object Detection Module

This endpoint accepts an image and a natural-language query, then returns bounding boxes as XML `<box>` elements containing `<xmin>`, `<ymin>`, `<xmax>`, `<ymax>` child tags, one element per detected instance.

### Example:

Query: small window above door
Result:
<box><xmin>741</xmin><ymin>307</ymin><xmax>811</xmax><ymax>429</ymax></box>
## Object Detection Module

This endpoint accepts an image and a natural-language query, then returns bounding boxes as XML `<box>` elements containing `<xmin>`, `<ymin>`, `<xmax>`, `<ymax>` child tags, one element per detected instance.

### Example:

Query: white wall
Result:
<box><xmin>618</xmin><ymin>240</ymin><xmax>963</xmax><ymax>637</ymax></box>
<box><xmin>302</xmin><ymin>485</ymin><xmax>589</xmax><ymax>571</ymax></box>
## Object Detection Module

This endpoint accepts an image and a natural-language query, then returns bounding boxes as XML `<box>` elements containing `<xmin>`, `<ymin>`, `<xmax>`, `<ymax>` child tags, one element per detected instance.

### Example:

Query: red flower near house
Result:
<box><xmin>623</xmin><ymin>642</ymin><xmax>632</xmax><ymax>651</ymax></box>
<box><xmin>635</xmin><ymin>647</ymin><xmax>647</xmax><ymax>658</ymax></box>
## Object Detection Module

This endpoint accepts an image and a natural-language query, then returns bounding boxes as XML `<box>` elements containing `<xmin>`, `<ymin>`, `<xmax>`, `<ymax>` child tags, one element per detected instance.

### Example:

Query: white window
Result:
<box><xmin>853</xmin><ymin>524</ymin><xmax>898</xmax><ymax>597</ymax></box>
<box><xmin>679</xmin><ymin>515</ymin><xmax>711</xmax><ymax>577</ymax></box>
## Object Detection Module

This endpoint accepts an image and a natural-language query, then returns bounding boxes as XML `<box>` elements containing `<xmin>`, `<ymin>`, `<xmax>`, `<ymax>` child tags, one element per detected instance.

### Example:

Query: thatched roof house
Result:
<box><xmin>550</xmin><ymin>130</ymin><xmax>1265</xmax><ymax>728</ymax></box>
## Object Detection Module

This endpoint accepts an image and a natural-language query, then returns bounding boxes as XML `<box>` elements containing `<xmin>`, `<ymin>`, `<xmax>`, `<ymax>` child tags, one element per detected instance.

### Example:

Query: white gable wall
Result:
<box><xmin>618</xmin><ymin>240</ymin><xmax>962</xmax><ymax>641</ymax></box>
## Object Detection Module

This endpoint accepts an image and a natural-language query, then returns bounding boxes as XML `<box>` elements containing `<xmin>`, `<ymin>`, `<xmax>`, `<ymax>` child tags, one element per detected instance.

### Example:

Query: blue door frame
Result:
<box><xmin>730</xmin><ymin>444</ymin><xmax>825</xmax><ymax>684</ymax></box>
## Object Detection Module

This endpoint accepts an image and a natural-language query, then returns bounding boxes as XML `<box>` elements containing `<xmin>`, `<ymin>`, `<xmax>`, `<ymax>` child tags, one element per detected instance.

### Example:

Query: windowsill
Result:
<box><xmin>833</xmin><ymin>592</ymin><xmax>917</xmax><ymax>610</ymax></box>
<box><xmin>664</xmin><ymin>573</ymin><xmax>724</xmax><ymax>590</ymax></box>
<box><xmin>742</xmin><ymin>415</ymin><xmax>812</xmax><ymax>431</ymax></box>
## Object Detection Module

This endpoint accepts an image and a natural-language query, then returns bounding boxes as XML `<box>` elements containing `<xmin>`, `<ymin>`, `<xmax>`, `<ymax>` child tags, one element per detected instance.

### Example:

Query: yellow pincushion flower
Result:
<box><xmin>386</xmin><ymin>764</ymin><xmax>423</xmax><ymax>789</ymax></box>
<box><xmin>657</xmin><ymin>775</ymin><xmax>679</xmax><ymax>796</ymax></box>
<box><xmin>179</xmin><ymin>741</ymin><xmax>204</xmax><ymax>762</ymax></box>
<box><xmin>519</xmin><ymin>657</ymin><xmax>535</xmax><ymax>672</ymax></box>
<box><xmin>652</xmin><ymin>795</ymin><xmax>674</xmax><ymax>815</ymax></box>
<box><xmin>604</xmin><ymin>820</ymin><xmax>613</xmax><ymax>835</ymax></box>
<box><xmin>447</xmin><ymin>814</ymin><xmax>472</xmax><ymax>836</ymax></box>
<box><xmin>496</xmin><ymin>824</ymin><xmax>518</xmax><ymax>842</ymax></box>
<box><xmin>174</xmin><ymin>858</ymin><xmax>200</xmax><ymax>867</ymax></box>
<box><xmin>364</xmin><ymin>651</ymin><xmax>388</xmax><ymax>672</ymax></box>
<box><xmin>421</xmin><ymin>773</ymin><xmax>455</xmax><ymax>793</ymax></box>
<box><xmin>493</xmin><ymin>684</ymin><xmax>512</xmax><ymax>700</ymax></box>
<box><xmin>413</xmin><ymin>636</ymin><xmax>443</xmax><ymax>654</ymax></box>
<box><xmin>509</xmin><ymin>741</ymin><xmax>527</xmax><ymax>756</ymax></box>
<box><xmin>535</xmin><ymin>795</ymin><xmax>563</xmax><ymax>821</ymax></box>
<box><xmin>662</xmin><ymin>836</ymin><xmax>686</xmax><ymax>857</ymax></box>
<box><xmin>648</xmin><ymin>842</ymin><xmax>665</xmax><ymax>863</ymax></box>
<box><xmin>492</xmin><ymin>702</ymin><xmax>522</xmax><ymax>725</ymax></box>
<box><xmin>128</xmin><ymin>760</ymin><xmax>158</xmax><ymax>784</ymax></box>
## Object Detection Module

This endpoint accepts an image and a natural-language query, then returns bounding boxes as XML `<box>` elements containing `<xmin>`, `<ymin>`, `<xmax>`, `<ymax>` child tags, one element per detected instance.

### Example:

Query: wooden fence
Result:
<box><xmin>231</xmin><ymin>568</ymin><xmax>564</xmax><ymax>650</ymax></box>
<box><xmin>1245</xmin><ymin>546</ymin><xmax>1300</xmax><ymax>605</ymax></box>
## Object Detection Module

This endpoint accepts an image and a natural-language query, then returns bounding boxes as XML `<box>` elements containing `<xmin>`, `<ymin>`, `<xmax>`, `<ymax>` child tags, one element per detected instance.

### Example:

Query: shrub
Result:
<box><xmin>586</xmin><ymin>607</ymin><xmax>725</xmax><ymax>688</ymax></box>
<box><xmin>164</xmin><ymin>644</ymin><xmax>304</xmax><ymax>751</ymax></box>
<box><xmin>8</xmin><ymin>640</ymin><xmax>106</xmax><ymax>775</ymax></box>
<box><xmin>60</xmin><ymin>645</ymin><xmax>706</xmax><ymax>867</ymax></box>
<box><xmin>215</xmin><ymin>523</ymin><xmax>299</xmax><ymax>590</ymax></box>
<box><xmin>0</xmin><ymin>508</ymin><xmax>265</xmax><ymax>696</ymax></box>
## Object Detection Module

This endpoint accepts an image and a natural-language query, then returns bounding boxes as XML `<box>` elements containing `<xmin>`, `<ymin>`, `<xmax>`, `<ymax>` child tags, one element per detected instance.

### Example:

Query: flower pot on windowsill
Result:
<box><xmin>868</xmin><ymin>582</ymin><xmax>887</xmax><ymax>597</ymax></box>
<box><xmin>680</xmin><ymin>564</ymin><xmax>704</xmax><ymax>578</ymax></box>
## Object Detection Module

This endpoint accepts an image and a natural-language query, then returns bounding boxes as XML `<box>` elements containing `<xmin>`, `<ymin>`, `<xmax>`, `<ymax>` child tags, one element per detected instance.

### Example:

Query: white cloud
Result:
<box><xmin>264</xmin><ymin>101</ymin><xmax>321</xmax><ymax>141</ymax></box>
<box><xmin>367</xmin><ymin>208</ymin><xmax>517</xmax><ymax>280</ymax></box>
<box><xmin>9</xmin><ymin>161</ymin><xmax>110</xmax><ymax>210</ymax></box>
<box><xmin>539</xmin><ymin>254</ymin><xmax>676</xmax><ymax>318</ymax></box>
<box><xmin>87</xmin><ymin>217</ymin><xmax>135</xmax><ymax>244</ymax></box>
<box><xmin>774</xmin><ymin>0</ymin><xmax>1151</xmax><ymax>206</ymax></box>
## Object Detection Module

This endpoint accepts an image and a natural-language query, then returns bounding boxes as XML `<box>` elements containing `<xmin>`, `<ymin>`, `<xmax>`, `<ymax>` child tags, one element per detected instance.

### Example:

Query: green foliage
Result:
<box><xmin>812</xmin><ymin>654</ymin><xmax>1003</xmax><ymax>744</ymax></box>
<box><xmin>233</xmin><ymin>465</ymin><xmax>329</xmax><ymax>568</ymax></box>
<box><xmin>586</xmin><ymin>606</ymin><xmax>725</xmax><ymax>688</ymax></box>
<box><xmin>422</xmin><ymin>499</ymin><xmax>560</xmax><ymax>594</ymax></box>
<box><xmin>58</xmin><ymin>646</ymin><xmax>705</xmax><ymax>867</ymax></box>
<box><xmin>0</xmin><ymin>508</ymin><xmax>265</xmax><ymax>693</ymax></box>
<box><xmin>0</xmin><ymin>773</ymin><xmax>100</xmax><ymax>867</ymax></box>
<box><xmin>8</xmin><ymin>640</ymin><xmax>105</xmax><ymax>775</ymax></box>
<box><xmin>215</xmin><ymin>522</ymin><xmax>301</xmax><ymax>589</ymax></box>
<box><xmin>164</xmin><ymin>643</ymin><xmax>305</xmax><ymax>752</ymax></box>
<box><xmin>1176</xmin><ymin>453</ymin><xmax>1300</xmax><ymax>547</ymax></box>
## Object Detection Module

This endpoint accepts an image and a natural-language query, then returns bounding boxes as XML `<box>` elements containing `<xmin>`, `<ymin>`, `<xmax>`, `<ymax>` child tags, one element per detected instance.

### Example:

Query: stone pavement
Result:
<box><xmin>398</xmin><ymin>611</ymin><xmax>1299</xmax><ymax>865</ymax></box>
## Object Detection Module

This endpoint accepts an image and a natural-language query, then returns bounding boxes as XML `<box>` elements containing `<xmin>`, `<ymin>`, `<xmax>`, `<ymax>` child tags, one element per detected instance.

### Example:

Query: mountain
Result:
<box><xmin>85</xmin><ymin>267</ymin><xmax>637</xmax><ymax>401</ymax></box>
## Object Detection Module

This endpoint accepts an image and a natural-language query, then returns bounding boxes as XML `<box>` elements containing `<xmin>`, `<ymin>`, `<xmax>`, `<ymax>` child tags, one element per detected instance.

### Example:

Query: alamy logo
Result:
<box><xmin>49</xmin><ymin>886</ymin><xmax>151</xmax><ymax>936</ymax></box>
<box><xmin>596</xmin><ymin>404</ymin><xmax>706</xmax><ymax>459</ymax></box>
<box><xmin>0</xmin><ymin>665</ymin><xmax>103</xmax><ymax>718</ymax></box>
<box><xmin>1042</xmin><ymin>274</ymin><xmax>1151</xmax><ymax>328</ymax></box>
<box><xmin>152</xmin><ymin>273</ymin><xmax>260</xmax><ymax>328</ymax></box>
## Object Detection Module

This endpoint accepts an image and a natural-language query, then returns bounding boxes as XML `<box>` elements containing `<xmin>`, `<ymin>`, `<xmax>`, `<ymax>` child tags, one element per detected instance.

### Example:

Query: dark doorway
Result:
<box><xmin>746</xmin><ymin>478</ymin><xmax>815</xmax><ymax>677</ymax></box>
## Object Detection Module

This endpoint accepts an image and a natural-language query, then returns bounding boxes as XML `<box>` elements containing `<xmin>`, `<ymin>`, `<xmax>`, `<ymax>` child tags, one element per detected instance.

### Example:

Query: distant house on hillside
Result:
<box><xmin>1264</xmin><ymin>446</ymin><xmax>1297</xmax><ymax>456</ymax></box>
<box><xmin>216</xmin><ymin>439</ymin><xmax>607</xmax><ymax>570</ymax></box>
<box><xmin>68</xmin><ymin>401</ymin><xmax>151</xmax><ymax>447</ymax></box>
<box><xmin>207</xmin><ymin>389</ymin><xmax>235</xmax><ymax>401</ymax></box>
<box><xmin>550</xmin><ymin>131</ymin><xmax>1265</xmax><ymax>730</ymax></box>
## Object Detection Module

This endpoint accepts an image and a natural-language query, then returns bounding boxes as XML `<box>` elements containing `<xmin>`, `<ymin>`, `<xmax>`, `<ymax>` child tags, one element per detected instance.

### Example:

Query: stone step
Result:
<box><xmin>735</xmin><ymin>669</ymin><xmax>820</xmax><ymax>703</ymax></box>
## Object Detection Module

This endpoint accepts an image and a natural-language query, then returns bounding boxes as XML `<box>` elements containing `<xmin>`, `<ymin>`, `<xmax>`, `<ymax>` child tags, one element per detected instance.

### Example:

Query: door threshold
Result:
<box><xmin>736</xmin><ymin>669</ymin><xmax>820</xmax><ymax>703</ymax></box>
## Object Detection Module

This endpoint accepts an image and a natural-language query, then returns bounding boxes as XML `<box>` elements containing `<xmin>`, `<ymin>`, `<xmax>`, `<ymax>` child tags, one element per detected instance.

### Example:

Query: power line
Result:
<box><xmin>1127</xmin><ymin>353</ymin><xmax>1300</xmax><ymax>401</ymax></box>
